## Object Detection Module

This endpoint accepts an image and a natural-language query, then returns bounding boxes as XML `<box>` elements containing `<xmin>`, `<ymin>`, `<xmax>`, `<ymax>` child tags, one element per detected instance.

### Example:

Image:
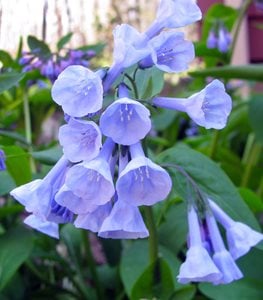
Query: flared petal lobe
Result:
<box><xmin>59</xmin><ymin>118</ymin><xmax>102</xmax><ymax>163</ymax></box>
<box><xmin>116</xmin><ymin>156</ymin><xmax>172</xmax><ymax>206</ymax></box>
<box><xmin>140</xmin><ymin>31</ymin><xmax>194</xmax><ymax>73</ymax></box>
<box><xmin>145</xmin><ymin>0</ymin><xmax>202</xmax><ymax>38</ymax></box>
<box><xmin>99</xmin><ymin>200</ymin><xmax>149</xmax><ymax>239</ymax></box>
<box><xmin>178</xmin><ymin>246</ymin><xmax>222</xmax><ymax>284</ymax></box>
<box><xmin>64</xmin><ymin>158</ymin><xmax>115</xmax><ymax>207</ymax></box>
<box><xmin>100</xmin><ymin>98</ymin><xmax>151</xmax><ymax>145</ymax></box>
<box><xmin>51</xmin><ymin>65</ymin><xmax>103</xmax><ymax>117</ymax></box>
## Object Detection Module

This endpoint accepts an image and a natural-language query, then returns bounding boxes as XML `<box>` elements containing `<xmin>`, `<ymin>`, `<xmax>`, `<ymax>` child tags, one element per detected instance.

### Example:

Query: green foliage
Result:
<box><xmin>0</xmin><ymin>72</ymin><xmax>25</xmax><ymax>94</ymax></box>
<box><xmin>248</xmin><ymin>95</ymin><xmax>263</xmax><ymax>144</ymax></box>
<box><xmin>27</xmin><ymin>36</ymin><xmax>51</xmax><ymax>59</ymax></box>
<box><xmin>57</xmin><ymin>33</ymin><xmax>73</xmax><ymax>51</ymax></box>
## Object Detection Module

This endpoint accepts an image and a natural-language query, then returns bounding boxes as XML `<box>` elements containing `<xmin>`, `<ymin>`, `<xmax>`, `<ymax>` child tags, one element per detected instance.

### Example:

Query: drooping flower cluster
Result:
<box><xmin>178</xmin><ymin>200</ymin><xmax>263</xmax><ymax>284</ymax></box>
<box><xmin>207</xmin><ymin>23</ymin><xmax>232</xmax><ymax>53</ymax></box>
<box><xmin>10</xmin><ymin>0</ymin><xmax>262</xmax><ymax>286</ymax></box>
<box><xmin>20</xmin><ymin>48</ymin><xmax>96</xmax><ymax>83</ymax></box>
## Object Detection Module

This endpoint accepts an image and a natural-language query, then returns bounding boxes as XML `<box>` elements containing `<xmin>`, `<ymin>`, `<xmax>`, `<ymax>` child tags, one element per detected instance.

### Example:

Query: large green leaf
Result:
<box><xmin>2</xmin><ymin>145</ymin><xmax>32</xmax><ymax>185</ymax></box>
<box><xmin>27</xmin><ymin>36</ymin><xmax>51</xmax><ymax>59</ymax></box>
<box><xmin>157</xmin><ymin>144</ymin><xmax>261</xmax><ymax>231</ymax></box>
<box><xmin>0</xmin><ymin>171</ymin><xmax>15</xmax><ymax>196</ymax></box>
<box><xmin>0</xmin><ymin>50</ymin><xmax>14</xmax><ymax>68</ymax></box>
<box><xmin>0</xmin><ymin>226</ymin><xmax>34</xmax><ymax>291</ymax></box>
<box><xmin>0</xmin><ymin>73</ymin><xmax>25</xmax><ymax>94</ymax></box>
<box><xmin>32</xmin><ymin>146</ymin><xmax>62</xmax><ymax>165</ymax></box>
<box><xmin>190</xmin><ymin>65</ymin><xmax>263</xmax><ymax>81</ymax></box>
<box><xmin>199</xmin><ymin>279</ymin><xmax>263</xmax><ymax>300</ymax></box>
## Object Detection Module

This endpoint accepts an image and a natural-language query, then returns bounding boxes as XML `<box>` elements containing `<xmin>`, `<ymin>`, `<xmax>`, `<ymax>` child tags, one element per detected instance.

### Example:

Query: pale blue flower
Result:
<box><xmin>218</xmin><ymin>27</ymin><xmax>232</xmax><ymax>53</ymax></box>
<box><xmin>52</xmin><ymin>65</ymin><xmax>103</xmax><ymax>117</ymax></box>
<box><xmin>62</xmin><ymin>138</ymin><xmax>115</xmax><ymax>208</ymax></box>
<box><xmin>0</xmin><ymin>149</ymin><xmax>6</xmax><ymax>171</ymax></box>
<box><xmin>140</xmin><ymin>31</ymin><xmax>195</xmax><ymax>73</ymax></box>
<box><xmin>24</xmin><ymin>214</ymin><xmax>59</xmax><ymax>239</ymax></box>
<box><xmin>100</xmin><ymin>98</ymin><xmax>151</xmax><ymax>145</ymax></box>
<box><xmin>99</xmin><ymin>198</ymin><xmax>149</xmax><ymax>239</ymax></box>
<box><xmin>116</xmin><ymin>142</ymin><xmax>172</xmax><ymax>206</ymax></box>
<box><xmin>145</xmin><ymin>0</ymin><xmax>202</xmax><ymax>39</ymax></box>
<box><xmin>178</xmin><ymin>207</ymin><xmax>222</xmax><ymax>284</ymax></box>
<box><xmin>207</xmin><ymin>30</ymin><xmax>217</xmax><ymax>49</ymax></box>
<box><xmin>74</xmin><ymin>203</ymin><xmax>112</xmax><ymax>232</ymax></box>
<box><xmin>103</xmin><ymin>24</ymin><xmax>150</xmax><ymax>91</ymax></box>
<box><xmin>205</xmin><ymin>212</ymin><xmax>243</xmax><ymax>284</ymax></box>
<box><xmin>58</xmin><ymin>118</ymin><xmax>102</xmax><ymax>163</ymax></box>
<box><xmin>153</xmin><ymin>79</ymin><xmax>232</xmax><ymax>129</ymax></box>
<box><xmin>209</xmin><ymin>199</ymin><xmax>263</xmax><ymax>260</ymax></box>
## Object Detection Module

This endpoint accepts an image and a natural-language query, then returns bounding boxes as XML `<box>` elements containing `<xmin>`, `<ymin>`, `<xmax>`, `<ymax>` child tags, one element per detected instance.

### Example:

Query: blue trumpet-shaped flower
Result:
<box><xmin>58</xmin><ymin>118</ymin><xmax>102</xmax><ymax>163</ymax></box>
<box><xmin>0</xmin><ymin>149</ymin><xmax>6</xmax><ymax>171</ymax></box>
<box><xmin>52</xmin><ymin>65</ymin><xmax>103</xmax><ymax>117</ymax></box>
<box><xmin>205</xmin><ymin>212</ymin><xmax>243</xmax><ymax>284</ymax></box>
<box><xmin>60</xmin><ymin>138</ymin><xmax>115</xmax><ymax>210</ymax></box>
<box><xmin>218</xmin><ymin>27</ymin><xmax>232</xmax><ymax>53</ymax></box>
<box><xmin>209</xmin><ymin>200</ymin><xmax>263</xmax><ymax>260</ymax></box>
<box><xmin>178</xmin><ymin>206</ymin><xmax>222</xmax><ymax>284</ymax></box>
<box><xmin>153</xmin><ymin>79</ymin><xmax>232</xmax><ymax>129</ymax></box>
<box><xmin>207</xmin><ymin>30</ymin><xmax>218</xmax><ymax>49</ymax></box>
<box><xmin>140</xmin><ymin>31</ymin><xmax>195</xmax><ymax>73</ymax></box>
<box><xmin>116</xmin><ymin>142</ymin><xmax>172</xmax><ymax>206</ymax></box>
<box><xmin>145</xmin><ymin>0</ymin><xmax>202</xmax><ymax>39</ymax></box>
<box><xmin>99</xmin><ymin>199</ymin><xmax>149</xmax><ymax>239</ymax></box>
<box><xmin>74</xmin><ymin>203</ymin><xmax>112</xmax><ymax>232</ymax></box>
<box><xmin>10</xmin><ymin>156</ymin><xmax>74</xmax><ymax>237</ymax></box>
<box><xmin>100</xmin><ymin>98</ymin><xmax>151</xmax><ymax>145</ymax></box>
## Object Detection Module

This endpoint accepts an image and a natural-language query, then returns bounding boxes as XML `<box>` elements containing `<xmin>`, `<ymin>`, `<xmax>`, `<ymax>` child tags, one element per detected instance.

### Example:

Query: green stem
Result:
<box><xmin>241</xmin><ymin>141</ymin><xmax>262</xmax><ymax>187</ymax></box>
<box><xmin>23</xmin><ymin>90</ymin><xmax>36</xmax><ymax>173</ymax></box>
<box><xmin>82</xmin><ymin>231</ymin><xmax>104</xmax><ymax>300</ymax></box>
<box><xmin>209</xmin><ymin>130</ymin><xmax>220</xmax><ymax>160</ymax></box>
<box><xmin>25</xmin><ymin>261</ymin><xmax>81</xmax><ymax>299</ymax></box>
<box><xmin>229</xmin><ymin>0</ymin><xmax>253</xmax><ymax>60</ymax></box>
<box><xmin>144</xmin><ymin>206</ymin><xmax>158</xmax><ymax>263</ymax></box>
<box><xmin>124</xmin><ymin>73</ymin><xmax>139</xmax><ymax>99</ymax></box>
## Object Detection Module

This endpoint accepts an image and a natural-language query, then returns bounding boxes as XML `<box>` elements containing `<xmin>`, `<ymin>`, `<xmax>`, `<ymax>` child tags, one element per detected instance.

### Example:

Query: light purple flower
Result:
<box><xmin>62</xmin><ymin>139</ymin><xmax>115</xmax><ymax>208</ymax></box>
<box><xmin>116</xmin><ymin>142</ymin><xmax>172</xmax><ymax>206</ymax></box>
<box><xmin>51</xmin><ymin>65</ymin><xmax>103</xmax><ymax>117</ymax></box>
<box><xmin>207</xmin><ymin>30</ymin><xmax>217</xmax><ymax>49</ymax></box>
<box><xmin>100</xmin><ymin>98</ymin><xmax>151</xmax><ymax>145</ymax></box>
<box><xmin>0</xmin><ymin>149</ymin><xmax>6</xmax><ymax>171</ymax></box>
<box><xmin>153</xmin><ymin>79</ymin><xmax>232</xmax><ymax>129</ymax></box>
<box><xmin>145</xmin><ymin>0</ymin><xmax>202</xmax><ymax>39</ymax></box>
<box><xmin>209</xmin><ymin>200</ymin><xmax>263</xmax><ymax>260</ymax></box>
<box><xmin>24</xmin><ymin>214</ymin><xmax>59</xmax><ymax>239</ymax></box>
<box><xmin>178</xmin><ymin>207</ymin><xmax>222</xmax><ymax>284</ymax></box>
<box><xmin>205</xmin><ymin>212</ymin><xmax>243</xmax><ymax>284</ymax></box>
<box><xmin>103</xmin><ymin>24</ymin><xmax>150</xmax><ymax>91</ymax></box>
<box><xmin>58</xmin><ymin>118</ymin><xmax>102</xmax><ymax>163</ymax></box>
<box><xmin>218</xmin><ymin>27</ymin><xmax>232</xmax><ymax>53</ymax></box>
<box><xmin>140</xmin><ymin>31</ymin><xmax>195</xmax><ymax>73</ymax></box>
<box><xmin>10</xmin><ymin>156</ymin><xmax>74</xmax><ymax>237</ymax></box>
<box><xmin>99</xmin><ymin>199</ymin><xmax>149</xmax><ymax>239</ymax></box>
<box><xmin>74</xmin><ymin>203</ymin><xmax>112</xmax><ymax>232</ymax></box>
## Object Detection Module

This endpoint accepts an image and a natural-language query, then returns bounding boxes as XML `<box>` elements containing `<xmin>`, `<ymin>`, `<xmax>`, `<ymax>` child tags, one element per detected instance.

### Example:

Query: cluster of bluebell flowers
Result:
<box><xmin>207</xmin><ymin>23</ymin><xmax>232</xmax><ymax>53</ymax></box>
<box><xmin>20</xmin><ymin>48</ymin><xmax>96</xmax><ymax>83</ymax></box>
<box><xmin>10</xmin><ymin>0</ymin><xmax>263</xmax><ymax>285</ymax></box>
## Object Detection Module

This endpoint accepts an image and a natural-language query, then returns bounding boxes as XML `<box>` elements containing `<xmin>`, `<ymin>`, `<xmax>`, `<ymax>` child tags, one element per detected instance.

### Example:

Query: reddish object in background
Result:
<box><xmin>197</xmin><ymin>0</ymin><xmax>263</xmax><ymax>62</ymax></box>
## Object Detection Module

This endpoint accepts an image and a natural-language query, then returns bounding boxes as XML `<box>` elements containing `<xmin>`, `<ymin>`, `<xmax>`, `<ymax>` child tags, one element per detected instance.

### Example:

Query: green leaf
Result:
<box><xmin>157</xmin><ymin>144</ymin><xmax>260</xmax><ymax>231</ymax></box>
<box><xmin>190</xmin><ymin>65</ymin><xmax>263</xmax><ymax>81</ymax></box>
<box><xmin>239</xmin><ymin>188</ymin><xmax>263</xmax><ymax>214</ymax></box>
<box><xmin>135</xmin><ymin>67</ymin><xmax>164</xmax><ymax>99</ymax></box>
<box><xmin>57</xmin><ymin>33</ymin><xmax>73</xmax><ymax>51</ymax></box>
<box><xmin>0</xmin><ymin>130</ymin><xmax>28</xmax><ymax>145</ymax></box>
<box><xmin>170</xmin><ymin>285</ymin><xmax>196</xmax><ymax>300</ymax></box>
<box><xmin>77</xmin><ymin>43</ymin><xmax>106</xmax><ymax>55</ymax></box>
<box><xmin>248</xmin><ymin>95</ymin><xmax>263</xmax><ymax>144</ymax></box>
<box><xmin>0</xmin><ymin>50</ymin><xmax>14</xmax><ymax>68</ymax></box>
<box><xmin>0</xmin><ymin>171</ymin><xmax>16</xmax><ymax>196</ymax></box>
<box><xmin>2</xmin><ymin>145</ymin><xmax>32</xmax><ymax>185</ymax></box>
<box><xmin>199</xmin><ymin>279</ymin><xmax>263</xmax><ymax>300</ymax></box>
<box><xmin>159</xmin><ymin>202</ymin><xmax>188</xmax><ymax>255</ymax></box>
<box><xmin>0</xmin><ymin>204</ymin><xmax>23</xmax><ymax>218</ymax></box>
<box><xmin>27</xmin><ymin>36</ymin><xmax>51</xmax><ymax>59</ymax></box>
<box><xmin>32</xmin><ymin>146</ymin><xmax>62</xmax><ymax>165</ymax></box>
<box><xmin>0</xmin><ymin>226</ymin><xmax>34</xmax><ymax>291</ymax></box>
<box><xmin>0</xmin><ymin>72</ymin><xmax>25</xmax><ymax>94</ymax></box>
